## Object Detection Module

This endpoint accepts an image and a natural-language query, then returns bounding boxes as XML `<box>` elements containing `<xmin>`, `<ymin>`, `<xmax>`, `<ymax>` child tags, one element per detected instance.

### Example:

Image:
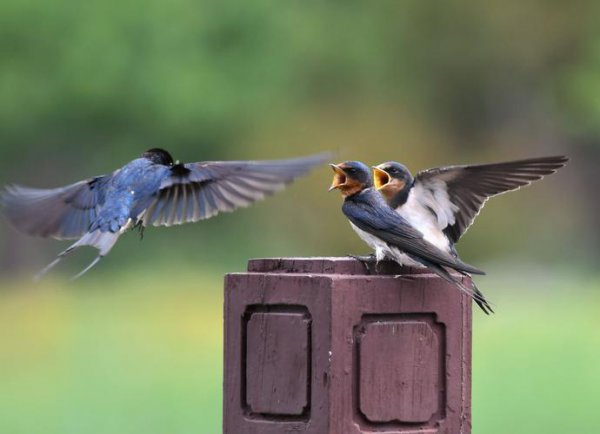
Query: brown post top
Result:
<box><xmin>224</xmin><ymin>257</ymin><xmax>472</xmax><ymax>434</ymax></box>
<box><xmin>246</xmin><ymin>256</ymin><xmax>432</xmax><ymax>275</ymax></box>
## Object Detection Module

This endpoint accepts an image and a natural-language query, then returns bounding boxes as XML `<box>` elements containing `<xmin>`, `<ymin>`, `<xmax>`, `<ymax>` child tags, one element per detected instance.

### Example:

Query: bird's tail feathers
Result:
<box><xmin>72</xmin><ymin>230</ymin><xmax>120</xmax><ymax>256</ymax></box>
<box><xmin>451</xmin><ymin>257</ymin><xmax>486</xmax><ymax>275</ymax></box>
<box><xmin>461</xmin><ymin>275</ymin><xmax>494</xmax><ymax>315</ymax></box>
<box><xmin>411</xmin><ymin>255</ymin><xmax>494</xmax><ymax>314</ymax></box>
<box><xmin>34</xmin><ymin>230</ymin><xmax>120</xmax><ymax>281</ymax></box>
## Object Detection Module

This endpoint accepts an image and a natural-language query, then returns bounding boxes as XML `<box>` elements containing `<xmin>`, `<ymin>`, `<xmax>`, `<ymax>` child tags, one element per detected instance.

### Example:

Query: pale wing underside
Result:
<box><xmin>414</xmin><ymin>156</ymin><xmax>568</xmax><ymax>243</ymax></box>
<box><xmin>141</xmin><ymin>153</ymin><xmax>330</xmax><ymax>227</ymax></box>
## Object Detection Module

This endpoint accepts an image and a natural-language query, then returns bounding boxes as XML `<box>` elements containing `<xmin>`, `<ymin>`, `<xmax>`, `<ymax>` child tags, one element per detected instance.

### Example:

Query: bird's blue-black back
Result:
<box><xmin>91</xmin><ymin>158</ymin><xmax>170</xmax><ymax>233</ymax></box>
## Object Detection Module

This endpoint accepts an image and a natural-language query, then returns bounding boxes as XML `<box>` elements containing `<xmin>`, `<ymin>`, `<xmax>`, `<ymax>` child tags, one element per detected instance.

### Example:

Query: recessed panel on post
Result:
<box><xmin>358</xmin><ymin>320</ymin><xmax>440</xmax><ymax>424</ymax></box>
<box><xmin>245</xmin><ymin>311</ymin><xmax>311</xmax><ymax>418</ymax></box>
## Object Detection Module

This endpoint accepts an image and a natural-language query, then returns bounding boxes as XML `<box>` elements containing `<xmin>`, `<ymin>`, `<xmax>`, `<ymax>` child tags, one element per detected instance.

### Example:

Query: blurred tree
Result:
<box><xmin>0</xmin><ymin>0</ymin><xmax>597</xmax><ymax>273</ymax></box>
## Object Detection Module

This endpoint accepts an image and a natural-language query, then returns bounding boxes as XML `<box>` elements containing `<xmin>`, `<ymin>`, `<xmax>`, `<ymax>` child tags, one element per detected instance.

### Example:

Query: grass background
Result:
<box><xmin>1</xmin><ymin>265</ymin><xmax>598</xmax><ymax>434</ymax></box>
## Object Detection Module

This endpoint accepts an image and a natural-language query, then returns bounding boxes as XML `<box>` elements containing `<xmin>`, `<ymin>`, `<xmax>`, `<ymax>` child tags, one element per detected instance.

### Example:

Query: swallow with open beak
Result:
<box><xmin>372</xmin><ymin>156</ymin><xmax>569</xmax><ymax>253</ymax></box>
<box><xmin>330</xmin><ymin>161</ymin><xmax>492</xmax><ymax>313</ymax></box>
<box><xmin>1</xmin><ymin>149</ymin><xmax>330</xmax><ymax>280</ymax></box>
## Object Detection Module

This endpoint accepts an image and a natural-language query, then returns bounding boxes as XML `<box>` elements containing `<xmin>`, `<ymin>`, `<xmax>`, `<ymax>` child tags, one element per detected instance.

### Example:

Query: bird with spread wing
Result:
<box><xmin>0</xmin><ymin>148</ymin><xmax>329</xmax><ymax>279</ymax></box>
<box><xmin>330</xmin><ymin>156</ymin><xmax>568</xmax><ymax>314</ymax></box>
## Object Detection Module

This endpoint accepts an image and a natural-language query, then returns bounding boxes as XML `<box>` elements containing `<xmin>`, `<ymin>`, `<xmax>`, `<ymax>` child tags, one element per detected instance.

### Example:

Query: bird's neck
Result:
<box><xmin>388</xmin><ymin>182</ymin><xmax>412</xmax><ymax>208</ymax></box>
<box><xmin>343</xmin><ymin>187</ymin><xmax>373</xmax><ymax>202</ymax></box>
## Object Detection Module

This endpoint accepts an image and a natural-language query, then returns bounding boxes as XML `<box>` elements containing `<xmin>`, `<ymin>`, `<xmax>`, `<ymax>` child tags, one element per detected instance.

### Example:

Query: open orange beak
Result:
<box><xmin>372</xmin><ymin>166</ymin><xmax>391</xmax><ymax>190</ymax></box>
<box><xmin>329</xmin><ymin>164</ymin><xmax>347</xmax><ymax>191</ymax></box>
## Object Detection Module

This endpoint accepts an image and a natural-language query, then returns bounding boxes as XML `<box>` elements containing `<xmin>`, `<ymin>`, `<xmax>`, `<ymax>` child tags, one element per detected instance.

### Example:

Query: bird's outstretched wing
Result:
<box><xmin>141</xmin><ymin>152</ymin><xmax>330</xmax><ymax>227</ymax></box>
<box><xmin>343</xmin><ymin>191</ymin><xmax>485</xmax><ymax>276</ymax></box>
<box><xmin>0</xmin><ymin>175</ymin><xmax>111</xmax><ymax>239</ymax></box>
<box><xmin>414</xmin><ymin>156</ymin><xmax>568</xmax><ymax>243</ymax></box>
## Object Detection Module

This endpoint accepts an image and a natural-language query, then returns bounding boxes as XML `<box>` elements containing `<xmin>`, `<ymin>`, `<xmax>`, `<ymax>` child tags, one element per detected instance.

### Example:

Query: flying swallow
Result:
<box><xmin>1</xmin><ymin>149</ymin><xmax>330</xmax><ymax>279</ymax></box>
<box><xmin>372</xmin><ymin>156</ymin><xmax>569</xmax><ymax>253</ymax></box>
<box><xmin>330</xmin><ymin>161</ymin><xmax>493</xmax><ymax>313</ymax></box>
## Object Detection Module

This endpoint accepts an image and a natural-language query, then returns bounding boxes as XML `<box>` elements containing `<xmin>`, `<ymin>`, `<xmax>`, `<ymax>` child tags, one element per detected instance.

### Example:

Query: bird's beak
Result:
<box><xmin>372</xmin><ymin>166</ymin><xmax>390</xmax><ymax>190</ymax></box>
<box><xmin>329</xmin><ymin>164</ymin><xmax>347</xmax><ymax>191</ymax></box>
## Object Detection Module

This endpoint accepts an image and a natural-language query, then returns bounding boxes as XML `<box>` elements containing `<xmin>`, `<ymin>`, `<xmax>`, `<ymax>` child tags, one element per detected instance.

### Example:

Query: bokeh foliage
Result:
<box><xmin>0</xmin><ymin>1</ymin><xmax>599</xmax><ymax>433</ymax></box>
<box><xmin>0</xmin><ymin>0</ymin><xmax>599</xmax><ymax>273</ymax></box>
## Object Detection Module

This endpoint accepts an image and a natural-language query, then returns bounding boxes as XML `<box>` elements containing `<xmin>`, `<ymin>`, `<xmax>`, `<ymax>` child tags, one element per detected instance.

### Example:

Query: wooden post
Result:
<box><xmin>223</xmin><ymin>257</ymin><xmax>472</xmax><ymax>434</ymax></box>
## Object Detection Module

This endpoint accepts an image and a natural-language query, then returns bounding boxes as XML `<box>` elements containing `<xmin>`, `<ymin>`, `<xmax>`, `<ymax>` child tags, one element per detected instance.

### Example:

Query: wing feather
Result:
<box><xmin>143</xmin><ymin>152</ymin><xmax>330</xmax><ymax>227</ymax></box>
<box><xmin>0</xmin><ymin>175</ymin><xmax>110</xmax><ymax>239</ymax></box>
<box><xmin>414</xmin><ymin>156</ymin><xmax>568</xmax><ymax>243</ymax></box>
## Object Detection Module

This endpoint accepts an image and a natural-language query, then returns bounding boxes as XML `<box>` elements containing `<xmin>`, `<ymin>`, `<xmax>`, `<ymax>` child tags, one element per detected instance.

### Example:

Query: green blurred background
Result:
<box><xmin>1</xmin><ymin>1</ymin><xmax>599</xmax><ymax>433</ymax></box>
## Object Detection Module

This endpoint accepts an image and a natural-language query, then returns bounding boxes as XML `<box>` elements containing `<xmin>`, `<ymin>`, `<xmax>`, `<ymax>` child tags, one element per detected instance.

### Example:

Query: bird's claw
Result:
<box><xmin>133</xmin><ymin>221</ymin><xmax>145</xmax><ymax>240</ymax></box>
<box><xmin>394</xmin><ymin>275</ymin><xmax>416</xmax><ymax>281</ymax></box>
<box><xmin>347</xmin><ymin>254</ymin><xmax>378</xmax><ymax>273</ymax></box>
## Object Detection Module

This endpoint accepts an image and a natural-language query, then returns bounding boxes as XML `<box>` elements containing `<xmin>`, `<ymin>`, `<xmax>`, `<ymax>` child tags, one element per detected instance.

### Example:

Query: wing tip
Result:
<box><xmin>286</xmin><ymin>151</ymin><xmax>335</xmax><ymax>172</ymax></box>
<box><xmin>1</xmin><ymin>184</ymin><xmax>17</xmax><ymax>201</ymax></box>
<box><xmin>516</xmin><ymin>155</ymin><xmax>569</xmax><ymax>170</ymax></box>
<box><xmin>460</xmin><ymin>261</ymin><xmax>486</xmax><ymax>275</ymax></box>
<box><xmin>536</xmin><ymin>154</ymin><xmax>569</xmax><ymax>166</ymax></box>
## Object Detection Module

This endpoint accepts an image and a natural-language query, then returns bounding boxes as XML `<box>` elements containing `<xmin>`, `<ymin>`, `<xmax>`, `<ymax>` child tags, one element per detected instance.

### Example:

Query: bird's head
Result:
<box><xmin>329</xmin><ymin>161</ymin><xmax>372</xmax><ymax>197</ymax></box>
<box><xmin>372</xmin><ymin>162</ymin><xmax>413</xmax><ymax>201</ymax></box>
<box><xmin>142</xmin><ymin>148</ymin><xmax>175</xmax><ymax>166</ymax></box>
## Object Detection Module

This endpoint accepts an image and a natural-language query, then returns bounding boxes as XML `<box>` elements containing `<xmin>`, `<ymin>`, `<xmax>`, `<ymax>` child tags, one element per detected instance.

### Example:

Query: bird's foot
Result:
<box><xmin>133</xmin><ymin>221</ymin><xmax>145</xmax><ymax>240</ymax></box>
<box><xmin>394</xmin><ymin>274</ymin><xmax>417</xmax><ymax>281</ymax></box>
<box><xmin>347</xmin><ymin>254</ymin><xmax>377</xmax><ymax>274</ymax></box>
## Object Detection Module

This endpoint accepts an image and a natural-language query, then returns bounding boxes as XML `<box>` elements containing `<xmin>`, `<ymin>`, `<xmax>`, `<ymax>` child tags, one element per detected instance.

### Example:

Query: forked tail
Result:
<box><xmin>34</xmin><ymin>230</ymin><xmax>120</xmax><ymax>281</ymax></box>
<box><xmin>409</xmin><ymin>254</ymin><xmax>494</xmax><ymax>314</ymax></box>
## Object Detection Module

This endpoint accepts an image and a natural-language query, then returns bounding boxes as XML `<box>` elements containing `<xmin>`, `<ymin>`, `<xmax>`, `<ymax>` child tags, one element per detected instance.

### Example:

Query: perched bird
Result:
<box><xmin>372</xmin><ymin>156</ymin><xmax>569</xmax><ymax>252</ymax></box>
<box><xmin>329</xmin><ymin>161</ymin><xmax>493</xmax><ymax>313</ymax></box>
<box><xmin>361</xmin><ymin>155</ymin><xmax>568</xmax><ymax>313</ymax></box>
<box><xmin>1</xmin><ymin>149</ymin><xmax>329</xmax><ymax>279</ymax></box>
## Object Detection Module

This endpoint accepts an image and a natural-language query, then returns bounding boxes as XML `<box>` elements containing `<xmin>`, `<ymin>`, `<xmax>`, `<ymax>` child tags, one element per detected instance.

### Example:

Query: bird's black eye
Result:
<box><xmin>347</xmin><ymin>168</ymin><xmax>356</xmax><ymax>173</ymax></box>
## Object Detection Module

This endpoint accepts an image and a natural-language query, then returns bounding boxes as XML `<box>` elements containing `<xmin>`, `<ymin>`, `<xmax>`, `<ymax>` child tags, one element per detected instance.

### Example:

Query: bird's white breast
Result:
<box><xmin>386</xmin><ymin>245</ymin><xmax>425</xmax><ymax>268</ymax></box>
<box><xmin>396</xmin><ymin>185</ymin><xmax>453</xmax><ymax>253</ymax></box>
<box><xmin>349</xmin><ymin>222</ymin><xmax>424</xmax><ymax>268</ymax></box>
<box><xmin>349</xmin><ymin>222</ymin><xmax>389</xmax><ymax>262</ymax></box>
<box><xmin>350</xmin><ymin>222</ymin><xmax>424</xmax><ymax>268</ymax></box>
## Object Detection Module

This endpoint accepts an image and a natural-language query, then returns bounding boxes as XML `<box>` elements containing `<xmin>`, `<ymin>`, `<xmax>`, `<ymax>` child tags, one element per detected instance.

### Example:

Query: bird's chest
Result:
<box><xmin>350</xmin><ymin>222</ymin><xmax>423</xmax><ymax>267</ymax></box>
<box><xmin>396</xmin><ymin>195</ymin><xmax>451</xmax><ymax>252</ymax></box>
<box><xmin>349</xmin><ymin>222</ymin><xmax>388</xmax><ymax>261</ymax></box>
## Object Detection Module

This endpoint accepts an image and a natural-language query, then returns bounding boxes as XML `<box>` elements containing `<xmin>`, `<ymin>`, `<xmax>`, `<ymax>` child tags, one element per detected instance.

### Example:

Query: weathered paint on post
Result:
<box><xmin>223</xmin><ymin>257</ymin><xmax>472</xmax><ymax>434</ymax></box>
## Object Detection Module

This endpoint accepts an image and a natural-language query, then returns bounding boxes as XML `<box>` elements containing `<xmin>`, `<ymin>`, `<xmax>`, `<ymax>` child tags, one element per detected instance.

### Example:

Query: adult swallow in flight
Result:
<box><xmin>1</xmin><ymin>149</ymin><xmax>330</xmax><ymax>279</ymax></box>
<box><xmin>329</xmin><ymin>161</ymin><xmax>493</xmax><ymax>313</ymax></box>
<box><xmin>372</xmin><ymin>156</ymin><xmax>569</xmax><ymax>253</ymax></box>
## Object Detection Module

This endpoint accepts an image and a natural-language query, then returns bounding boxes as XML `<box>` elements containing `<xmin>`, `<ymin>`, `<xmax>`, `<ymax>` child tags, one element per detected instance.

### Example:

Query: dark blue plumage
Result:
<box><xmin>90</xmin><ymin>158</ymin><xmax>170</xmax><ymax>233</ymax></box>
<box><xmin>330</xmin><ymin>161</ymin><xmax>493</xmax><ymax>314</ymax></box>
<box><xmin>0</xmin><ymin>148</ymin><xmax>329</xmax><ymax>279</ymax></box>
<box><xmin>342</xmin><ymin>187</ymin><xmax>485</xmax><ymax>276</ymax></box>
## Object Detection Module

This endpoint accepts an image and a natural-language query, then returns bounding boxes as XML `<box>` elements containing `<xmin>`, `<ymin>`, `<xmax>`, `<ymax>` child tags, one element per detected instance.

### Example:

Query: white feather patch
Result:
<box><xmin>350</xmin><ymin>221</ymin><xmax>426</xmax><ymax>268</ymax></box>
<box><xmin>349</xmin><ymin>222</ymin><xmax>388</xmax><ymax>262</ymax></box>
<box><xmin>387</xmin><ymin>246</ymin><xmax>425</xmax><ymax>268</ymax></box>
<box><xmin>396</xmin><ymin>182</ymin><xmax>457</xmax><ymax>253</ymax></box>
